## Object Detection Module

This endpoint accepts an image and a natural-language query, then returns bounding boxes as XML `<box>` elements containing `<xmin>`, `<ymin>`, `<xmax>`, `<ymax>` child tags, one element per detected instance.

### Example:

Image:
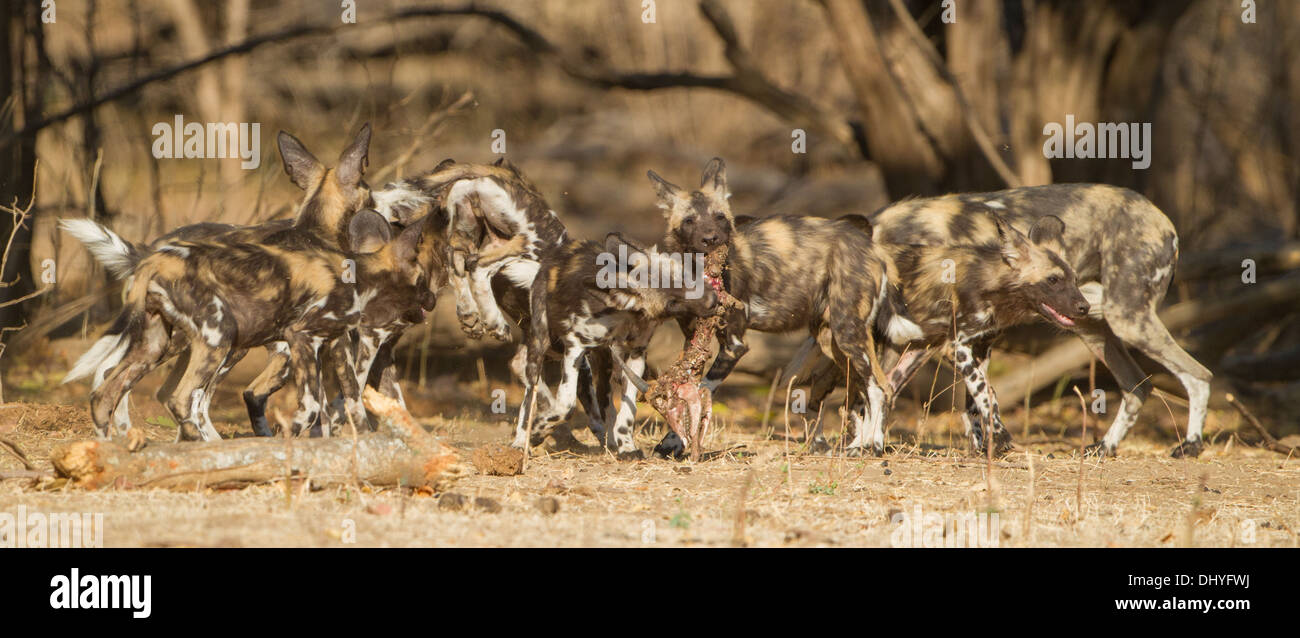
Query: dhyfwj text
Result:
<box><xmin>152</xmin><ymin>115</ymin><xmax>261</xmax><ymax>169</ymax></box>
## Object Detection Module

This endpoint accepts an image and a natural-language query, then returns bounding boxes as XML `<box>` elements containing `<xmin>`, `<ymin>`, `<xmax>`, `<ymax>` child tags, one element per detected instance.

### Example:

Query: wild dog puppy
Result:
<box><xmin>865</xmin><ymin>185</ymin><xmax>1209</xmax><ymax>458</ymax></box>
<box><xmin>77</xmin><ymin>209</ymin><xmax>429</xmax><ymax>442</ymax></box>
<box><xmin>373</xmin><ymin>159</ymin><xmax>618</xmax><ymax>445</ymax></box>
<box><xmin>513</xmin><ymin>234</ymin><xmax>718</xmax><ymax>457</ymax></box>
<box><xmin>63</xmin><ymin>125</ymin><xmax>379</xmax><ymax>437</ymax></box>
<box><xmin>646</xmin><ymin>158</ymin><xmax>905</xmax><ymax>457</ymax></box>
<box><xmin>728</xmin><ymin>211</ymin><xmax>1090</xmax><ymax>457</ymax></box>
<box><xmin>372</xmin><ymin>158</ymin><xmax>568</xmax><ymax>342</ymax></box>
<box><xmin>831</xmin><ymin>213</ymin><xmax>1091</xmax><ymax>456</ymax></box>
<box><xmin>64</xmin><ymin>126</ymin><xmax>433</xmax><ymax>440</ymax></box>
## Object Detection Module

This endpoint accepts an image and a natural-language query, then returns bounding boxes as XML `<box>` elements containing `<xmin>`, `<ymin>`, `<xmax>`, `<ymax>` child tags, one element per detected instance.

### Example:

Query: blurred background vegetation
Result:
<box><xmin>2</xmin><ymin>0</ymin><xmax>1298</xmax><ymax>437</ymax></box>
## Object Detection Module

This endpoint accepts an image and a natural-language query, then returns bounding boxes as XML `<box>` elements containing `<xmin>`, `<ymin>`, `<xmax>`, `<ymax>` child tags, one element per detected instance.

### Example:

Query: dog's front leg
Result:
<box><xmin>605</xmin><ymin>346</ymin><xmax>646</xmax><ymax>458</ymax></box>
<box><xmin>286</xmin><ymin>335</ymin><xmax>326</xmax><ymax>437</ymax></box>
<box><xmin>449</xmin><ymin>250</ymin><xmax>486</xmax><ymax>339</ymax></box>
<box><xmin>467</xmin><ymin>258</ymin><xmax>517</xmax><ymax>342</ymax></box>
<box><xmin>953</xmin><ymin>338</ymin><xmax>1012</xmax><ymax>456</ymax></box>
<box><xmin>843</xmin><ymin>373</ymin><xmax>888</xmax><ymax>456</ymax></box>
<box><xmin>514</xmin><ymin>340</ymin><xmax>583</xmax><ymax>449</ymax></box>
<box><xmin>328</xmin><ymin>337</ymin><xmax>367</xmax><ymax>435</ymax></box>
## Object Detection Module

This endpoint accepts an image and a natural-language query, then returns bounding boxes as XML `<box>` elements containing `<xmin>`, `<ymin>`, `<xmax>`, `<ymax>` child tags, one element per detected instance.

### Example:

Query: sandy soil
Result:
<box><xmin>1</xmin><ymin>370</ymin><xmax>1296</xmax><ymax>548</ymax></box>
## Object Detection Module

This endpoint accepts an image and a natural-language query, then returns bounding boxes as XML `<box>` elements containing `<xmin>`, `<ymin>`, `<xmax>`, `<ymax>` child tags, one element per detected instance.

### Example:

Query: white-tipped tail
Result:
<box><xmin>372</xmin><ymin>181</ymin><xmax>433</xmax><ymax>223</ymax></box>
<box><xmin>58</xmin><ymin>218</ymin><xmax>138</xmax><ymax>279</ymax></box>
<box><xmin>63</xmin><ymin>332</ymin><xmax>130</xmax><ymax>386</ymax></box>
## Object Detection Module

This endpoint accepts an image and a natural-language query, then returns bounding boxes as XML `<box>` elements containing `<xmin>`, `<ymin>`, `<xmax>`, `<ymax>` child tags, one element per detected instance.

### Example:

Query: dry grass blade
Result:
<box><xmin>0</xmin><ymin>437</ymin><xmax>37</xmax><ymax>471</ymax></box>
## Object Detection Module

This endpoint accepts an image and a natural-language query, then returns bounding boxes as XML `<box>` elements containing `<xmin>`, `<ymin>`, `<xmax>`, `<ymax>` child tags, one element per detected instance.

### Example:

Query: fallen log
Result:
<box><xmin>49</xmin><ymin>388</ymin><xmax>467</xmax><ymax>490</ymax></box>
<box><xmin>991</xmin><ymin>271</ymin><xmax>1300</xmax><ymax>404</ymax></box>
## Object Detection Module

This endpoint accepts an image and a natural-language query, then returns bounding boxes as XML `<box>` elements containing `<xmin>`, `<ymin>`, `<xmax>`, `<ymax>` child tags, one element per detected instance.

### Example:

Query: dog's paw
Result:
<box><xmin>807</xmin><ymin>436</ymin><xmax>832</xmax><ymax>456</ymax></box>
<box><xmin>970</xmin><ymin>431</ymin><xmax>1015</xmax><ymax>458</ymax></box>
<box><xmin>654</xmin><ymin>432</ymin><xmax>687</xmax><ymax>459</ymax></box>
<box><xmin>1170</xmin><ymin>438</ymin><xmax>1203</xmax><ymax>459</ymax></box>
<box><xmin>1083</xmin><ymin>441</ymin><xmax>1116</xmax><ymax>458</ymax></box>
<box><xmin>488</xmin><ymin>322</ymin><xmax>512</xmax><ymax>342</ymax></box>
<box><xmin>615</xmin><ymin>448</ymin><xmax>645</xmax><ymax>461</ymax></box>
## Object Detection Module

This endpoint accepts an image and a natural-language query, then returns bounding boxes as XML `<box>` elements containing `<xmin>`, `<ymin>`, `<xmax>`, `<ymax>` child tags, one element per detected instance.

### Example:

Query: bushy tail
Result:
<box><xmin>62</xmin><ymin>273</ymin><xmax>152</xmax><ymax>386</ymax></box>
<box><xmin>58</xmin><ymin>218</ymin><xmax>143</xmax><ymax>280</ymax></box>
<box><xmin>62</xmin><ymin>312</ymin><xmax>132</xmax><ymax>386</ymax></box>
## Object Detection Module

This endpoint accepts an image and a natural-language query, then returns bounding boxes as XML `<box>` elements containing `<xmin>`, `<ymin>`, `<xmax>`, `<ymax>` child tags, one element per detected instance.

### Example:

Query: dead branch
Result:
<box><xmin>0</xmin><ymin>436</ymin><xmax>37</xmax><ymax>471</ymax></box>
<box><xmin>2</xmin><ymin>3</ymin><xmax>867</xmax><ymax>162</ymax></box>
<box><xmin>882</xmin><ymin>0</ymin><xmax>1021</xmax><ymax>188</ymax></box>
<box><xmin>370</xmin><ymin>91</ymin><xmax>476</xmax><ymax>183</ymax></box>
<box><xmin>1225</xmin><ymin>393</ymin><xmax>1298</xmax><ymax>455</ymax></box>
<box><xmin>49</xmin><ymin>388</ymin><xmax>467</xmax><ymax>490</ymax></box>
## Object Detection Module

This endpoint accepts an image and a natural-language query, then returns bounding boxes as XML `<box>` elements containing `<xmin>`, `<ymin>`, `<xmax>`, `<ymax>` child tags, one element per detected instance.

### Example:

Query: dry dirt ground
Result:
<box><xmin>1</xmin><ymin>359</ymin><xmax>1297</xmax><ymax>549</ymax></box>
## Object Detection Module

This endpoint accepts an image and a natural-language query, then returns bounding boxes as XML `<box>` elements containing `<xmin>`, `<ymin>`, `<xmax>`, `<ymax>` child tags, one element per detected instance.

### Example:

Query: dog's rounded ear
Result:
<box><xmin>277</xmin><ymin>131</ymin><xmax>323</xmax><ymax>190</ymax></box>
<box><xmin>647</xmin><ymin>170</ymin><xmax>683</xmax><ymax>210</ymax></box>
<box><xmin>1028</xmin><ymin>215</ymin><xmax>1066</xmax><ymax>246</ymax></box>
<box><xmin>349</xmin><ymin>208</ymin><xmax>391</xmax><ymax>254</ymax></box>
<box><xmin>700</xmin><ymin>157</ymin><xmax>728</xmax><ymax>198</ymax></box>
<box><xmin>393</xmin><ymin>217</ymin><xmax>426</xmax><ymax>264</ymax></box>
<box><xmin>990</xmin><ymin>214</ymin><xmax>1026</xmax><ymax>266</ymax></box>
<box><xmin>837</xmin><ymin>214</ymin><xmax>873</xmax><ymax>239</ymax></box>
<box><xmin>433</xmin><ymin>158</ymin><xmax>457</xmax><ymax>172</ymax></box>
<box><xmin>336</xmin><ymin>122</ymin><xmax>372</xmax><ymax>187</ymax></box>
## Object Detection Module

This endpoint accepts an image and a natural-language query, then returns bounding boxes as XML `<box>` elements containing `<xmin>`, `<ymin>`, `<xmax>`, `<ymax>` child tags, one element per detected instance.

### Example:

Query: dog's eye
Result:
<box><xmin>714</xmin><ymin>212</ymin><xmax>726</xmax><ymax>221</ymax></box>
<box><xmin>682</xmin><ymin>218</ymin><xmax>695</xmax><ymax>226</ymax></box>
<box><xmin>1048</xmin><ymin>275</ymin><xmax>1060</xmax><ymax>285</ymax></box>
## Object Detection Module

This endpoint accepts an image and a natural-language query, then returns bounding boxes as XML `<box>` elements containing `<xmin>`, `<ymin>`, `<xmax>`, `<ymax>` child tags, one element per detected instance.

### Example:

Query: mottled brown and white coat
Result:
<box><xmin>648</xmin><ymin>158</ymin><xmax>907</xmax><ymax>456</ymax></box>
<box><xmin>865</xmin><ymin>184</ymin><xmax>1208</xmax><ymax>457</ymax></box>
<box><xmin>514</xmin><ymin>233</ymin><xmax>719</xmax><ymax>457</ymax></box>
<box><xmin>64</xmin><ymin>126</ymin><xmax>438</xmax><ymax>441</ymax></box>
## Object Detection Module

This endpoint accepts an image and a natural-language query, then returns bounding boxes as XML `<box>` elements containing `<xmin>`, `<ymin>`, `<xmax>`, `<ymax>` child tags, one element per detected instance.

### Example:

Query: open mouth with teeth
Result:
<box><xmin>1039</xmin><ymin>303</ymin><xmax>1076</xmax><ymax>327</ymax></box>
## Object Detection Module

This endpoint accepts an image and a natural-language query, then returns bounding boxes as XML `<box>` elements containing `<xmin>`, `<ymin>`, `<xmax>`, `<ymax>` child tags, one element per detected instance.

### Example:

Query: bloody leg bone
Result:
<box><xmin>636</xmin><ymin>246</ymin><xmax>740</xmax><ymax>461</ymax></box>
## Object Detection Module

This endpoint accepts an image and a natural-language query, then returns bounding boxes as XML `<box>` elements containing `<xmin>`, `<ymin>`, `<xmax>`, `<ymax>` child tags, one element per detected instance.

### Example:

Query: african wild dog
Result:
<box><xmin>513</xmin><ymin>233</ymin><xmax>719</xmax><ymax>457</ymax></box>
<box><xmin>67</xmin><ymin>125</ymin><xmax>444</xmax><ymax>437</ymax></box>
<box><xmin>371</xmin><ymin>158</ymin><xmax>569</xmax><ymax>343</ymax></box>
<box><xmin>646</xmin><ymin>158</ymin><xmax>907</xmax><ymax>457</ymax></box>
<box><xmin>63</xmin><ymin>125</ymin><xmax>381</xmax><ymax>437</ymax></box>
<box><xmin>68</xmin><ymin>208</ymin><xmax>431</xmax><ymax>442</ymax></box>
<box><xmin>373</xmin><ymin>159</ymin><xmax>625</xmax><ymax>449</ymax></box>
<box><xmin>863</xmin><ymin>184</ymin><xmax>1209</xmax><ymax>458</ymax></box>
<box><xmin>64</xmin><ymin>126</ymin><xmax>436</xmax><ymax>440</ymax></box>
<box><xmin>805</xmin><ymin>212</ymin><xmax>1093</xmax><ymax>456</ymax></box>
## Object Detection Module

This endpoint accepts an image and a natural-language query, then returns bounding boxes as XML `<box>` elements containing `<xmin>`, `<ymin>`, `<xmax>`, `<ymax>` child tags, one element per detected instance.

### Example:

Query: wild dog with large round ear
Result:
<box><xmin>800</xmin><ymin>186</ymin><xmax>1191</xmax><ymax>458</ymax></box>
<box><xmin>369</xmin><ymin>158</ymin><xmax>622</xmax><ymax>449</ymax></box>
<box><xmin>649</xmin><ymin>157</ymin><xmax>735</xmax><ymax>255</ymax></box>
<box><xmin>512</xmin><ymin>233</ymin><xmax>719</xmax><ymax>457</ymax></box>
<box><xmin>644</xmin><ymin>158</ymin><xmax>911</xmax><ymax>459</ymax></box>
<box><xmin>62</xmin><ymin>124</ymin><xmax>418</xmax><ymax>441</ymax></box>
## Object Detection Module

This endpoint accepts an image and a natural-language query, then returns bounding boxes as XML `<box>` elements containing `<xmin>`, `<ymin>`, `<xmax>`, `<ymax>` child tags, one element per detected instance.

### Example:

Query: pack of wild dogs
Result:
<box><xmin>59</xmin><ymin>123</ymin><xmax>1213</xmax><ymax>462</ymax></box>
